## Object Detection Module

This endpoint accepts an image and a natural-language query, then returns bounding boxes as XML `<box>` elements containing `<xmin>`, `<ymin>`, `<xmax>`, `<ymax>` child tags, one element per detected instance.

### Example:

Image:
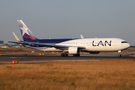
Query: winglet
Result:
<box><xmin>12</xmin><ymin>32</ymin><xmax>22</xmax><ymax>42</ymax></box>
<box><xmin>80</xmin><ymin>35</ymin><xmax>84</xmax><ymax>39</ymax></box>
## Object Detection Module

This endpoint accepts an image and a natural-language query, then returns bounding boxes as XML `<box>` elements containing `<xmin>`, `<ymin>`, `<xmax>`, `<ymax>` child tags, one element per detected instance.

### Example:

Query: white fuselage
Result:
<box><xmin>28</xmin><ymin>38</ymin><xmax>130</xmax><ymax>52</ymax></box>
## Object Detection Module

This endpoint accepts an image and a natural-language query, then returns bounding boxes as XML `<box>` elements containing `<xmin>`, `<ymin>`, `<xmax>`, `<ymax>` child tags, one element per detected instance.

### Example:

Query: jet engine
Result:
<box><xmin>68</xmin><ymin>47</ymin><xmax>80</xmax><ymax>54</ymax></box>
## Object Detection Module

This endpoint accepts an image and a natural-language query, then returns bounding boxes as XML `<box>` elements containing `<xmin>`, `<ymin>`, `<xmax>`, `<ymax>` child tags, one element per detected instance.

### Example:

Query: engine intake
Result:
<box><xmin>68</xmin><ymin>47</ymin><xmax>80</xmax><ymax>54</ymax></box>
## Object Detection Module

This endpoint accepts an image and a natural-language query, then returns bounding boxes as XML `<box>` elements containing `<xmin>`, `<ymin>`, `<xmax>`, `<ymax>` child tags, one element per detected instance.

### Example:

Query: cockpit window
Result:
<box><xmin>121</xmin><ymin>41</ymin><xmax>127</xmax><ymax>43</ymax></box>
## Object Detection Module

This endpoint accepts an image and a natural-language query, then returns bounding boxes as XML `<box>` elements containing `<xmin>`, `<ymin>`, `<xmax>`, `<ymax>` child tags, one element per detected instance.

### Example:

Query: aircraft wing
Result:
<box><xmin>12</xmin><ymin>32</ymin><xmax>23</xmax><ymax>42</ymax></box>
<box><xmin>8</xmin><ymin>41</ymin><xmax>86</xmax><ymax>50</ymax></box>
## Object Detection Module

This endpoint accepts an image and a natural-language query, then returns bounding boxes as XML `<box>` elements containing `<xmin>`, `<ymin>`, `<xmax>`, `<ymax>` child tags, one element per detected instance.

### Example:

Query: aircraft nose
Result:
<box><xmin>127</xmin><ymin>43</ymin><xmax>130</xmax><ymax>48</ymax></box>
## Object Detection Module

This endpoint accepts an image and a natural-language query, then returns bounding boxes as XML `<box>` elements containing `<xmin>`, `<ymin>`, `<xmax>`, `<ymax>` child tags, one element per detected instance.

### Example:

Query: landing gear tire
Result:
<box><xmin>118</xmin><ymin>54</ymin><xmax>122</xmax><ymax>57</ymax></box>
<box><xmin>73</xmin><ymin>54</ymin><xmax>80</xmax><ymax>57</ymax></box>
<box><xmin>61</xmin><ymin>54</ymin><xmax>68</xmax><ymax>57</ymax></box>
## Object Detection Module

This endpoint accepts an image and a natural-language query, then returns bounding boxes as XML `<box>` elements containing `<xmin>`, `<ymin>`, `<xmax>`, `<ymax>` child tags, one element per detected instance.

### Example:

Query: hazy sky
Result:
<box><xmin>0</xmin><ymin>0</ymin><xmax>135</xmax><ymax>45</ymax></box>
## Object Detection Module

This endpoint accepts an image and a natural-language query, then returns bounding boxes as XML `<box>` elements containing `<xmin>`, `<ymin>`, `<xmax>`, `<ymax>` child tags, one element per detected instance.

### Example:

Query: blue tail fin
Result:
<box><xmin>17</xmin><ymin>20</ymin><xmax>38</xmax><ymax>41</ymax></box>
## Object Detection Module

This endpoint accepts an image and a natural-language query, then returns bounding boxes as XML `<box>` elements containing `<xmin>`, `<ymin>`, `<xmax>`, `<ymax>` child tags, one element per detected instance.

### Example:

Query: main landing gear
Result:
<box><xmin>73</xmin><ymin>54</ymin><xmax>80</xmax><ymax>57</ymax></box>
<box><xmin>61</xmin><ymin>54</ymin><xmax>68</xmax><ymax>57</ymax></box>
<box><xmin>61</xmin><ymin>54</ymin><xmax>80</xmax><ymax>57</ymax></box>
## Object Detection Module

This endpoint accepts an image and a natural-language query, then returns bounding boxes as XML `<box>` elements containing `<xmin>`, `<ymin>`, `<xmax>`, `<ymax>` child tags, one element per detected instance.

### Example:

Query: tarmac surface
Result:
<box><xmin>0</xmin><ymin>52</ymin><xmax>135</xmax><ymax>62</ymax></box>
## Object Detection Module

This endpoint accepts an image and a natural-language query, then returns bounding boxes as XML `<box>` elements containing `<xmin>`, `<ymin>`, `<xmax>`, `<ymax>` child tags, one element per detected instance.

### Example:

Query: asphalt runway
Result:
<box><xmin>0</xmin><ymin>52</ymin><xmax>135</xmax><ymax>62</ymax></box>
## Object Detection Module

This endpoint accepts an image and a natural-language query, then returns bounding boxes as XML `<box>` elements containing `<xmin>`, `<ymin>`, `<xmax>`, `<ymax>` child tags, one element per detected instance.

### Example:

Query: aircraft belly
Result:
<box><xmin>86</xmin><ymin>46</ymin><xmax>120</xmax><ymax>51</ymax></box>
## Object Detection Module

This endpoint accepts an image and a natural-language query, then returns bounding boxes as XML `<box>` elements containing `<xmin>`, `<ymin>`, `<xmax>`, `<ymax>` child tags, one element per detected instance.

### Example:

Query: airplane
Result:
<box><xmin>8</xmin><ymin>20</ymin><xmax>130</xmax><ymax>57</ymax></box>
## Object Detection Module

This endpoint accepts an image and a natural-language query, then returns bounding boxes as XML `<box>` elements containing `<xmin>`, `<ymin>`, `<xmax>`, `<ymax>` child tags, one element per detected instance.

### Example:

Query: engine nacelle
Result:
<box><xmin>68</xmin><ymin>47</ymin><xmax>80</xmax><ymax>54</ymax></box>
<box><xmin>89</xmin><ymin>51</ymin><xmax>100</xmax><ymax>54</ymax></box>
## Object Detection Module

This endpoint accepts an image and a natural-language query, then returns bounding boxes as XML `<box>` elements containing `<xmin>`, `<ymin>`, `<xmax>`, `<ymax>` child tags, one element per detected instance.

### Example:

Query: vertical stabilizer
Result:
<box><xmin>17</xmin><ymin>20</ymin><xmax>38</xmax><ymax>41</ymax></box>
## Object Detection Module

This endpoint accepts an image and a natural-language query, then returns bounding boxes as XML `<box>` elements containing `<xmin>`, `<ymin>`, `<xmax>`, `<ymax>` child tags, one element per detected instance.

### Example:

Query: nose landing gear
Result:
<box><xmin>118</xmin><ymin>50</ymin><xmax>122</xmax><ymax>57</ymax></box>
